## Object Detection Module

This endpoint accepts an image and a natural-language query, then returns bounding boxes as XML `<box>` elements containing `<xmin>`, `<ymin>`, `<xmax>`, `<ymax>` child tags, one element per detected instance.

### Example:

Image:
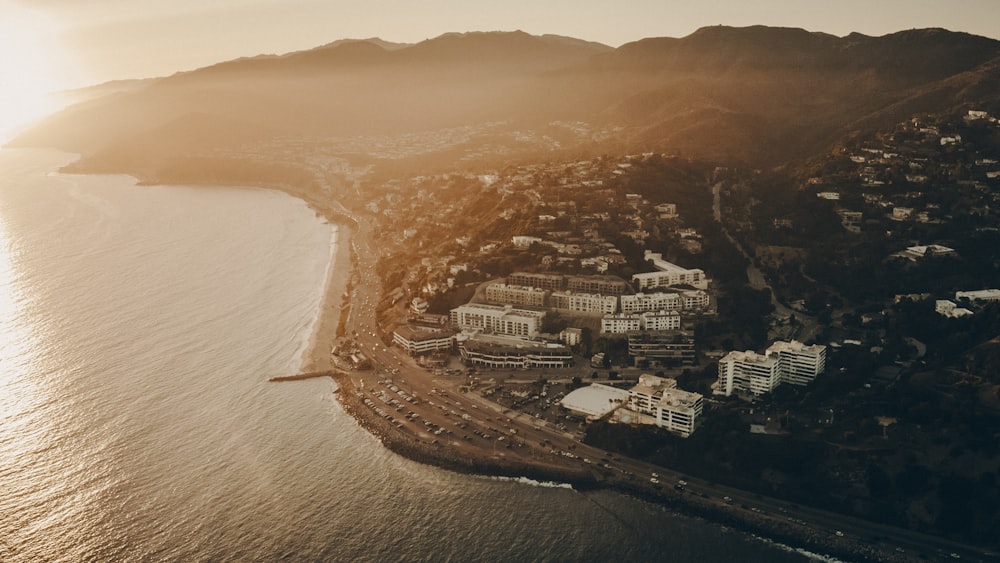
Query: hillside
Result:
<box><xmin>11</xmin><ymin>26</ymin><xmax>1000</xmax><ymax>178</ymax></box>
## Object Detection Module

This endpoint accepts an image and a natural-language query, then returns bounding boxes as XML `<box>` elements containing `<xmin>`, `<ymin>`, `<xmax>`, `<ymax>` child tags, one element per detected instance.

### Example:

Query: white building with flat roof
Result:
<box><xmin>717</xmin><ymin>351</ymin><xmax>781</xmax><ymax>398</ymax></box>
<box><xmin>507</xmin><ymin>272</ymin><xmax>564</xmax><ymax>291</ymax></box>
<box><xmin>601</xmin><ymin>311</ymin><xmax>681</xmax><ymax>334</ymax></box>
<box><xmin>627</xmin><ymin>374</ymin><xmax>703</xmax><ymax>437</ymax></box>
<box><xmin>640</xmin><ymin>310</ymin><xmax>682</xmax><ymax>331</ymax></box>
<box><xmin>655</xmin><ymin>387</ymin><xmax>703</xmax><ymax>437</ymax></box>
<box><xmin>620</xmin><ymin>292</ymin><xmax>681</xmax><ymax>314</ymax></box>
<box><xmin>450</xmin><ymin>303</ymin><xmax>545</xmax><ymax>338</ymax></box>
<box><xmin>601</xmin><ymin>314</ymin><xmax>641</xmax><ymax>334</ymax></box>
<box><xmin>935</xmin><ymin>300</ymin><xmax>973</xmax><ymax>318</ymax></box>
<box><xmin>716</xmin><ymin>340</ymin><xmax>827</xmax><ymax>398</ymax></box>
<box><xmin>768</xmin><ymin>340</ymin><xmax>827</xmax><ymax>386</ymax></box>
<box><xmin>681</xmin><ymin>290</ymin><xmax>711</xmax><ymax>310</ymax></box>
<box><xmin>629</xmin><ymin>374</ymin><xmax>677</xmax><ymax>413</ymax></box>
<box><xmin>632</xmin><ymin>251</ymin><xmax>709</xmax><ymax>290</ymax></box>
<box><xmin>560</xmin><ymin>327</ymin><xmax>583</xmax><ymax>347</ymax></box>
<box><xmin>956</xmin><ymin>289</ymin><xmax>1000</xmax><ymax>303</ymax></box>
<box><xmin>485</xmin><ymin>283</ymin><xmax>548</xmax><ymax>307</ymax></box>
<box><xmin>549</xmin><ymin>291</ymin><xmax>618</xmax><ymax>315</ymax></box>
<box><xmin>392</xmin><ymin>325</ymin><xmax>455</xmax><ymax>355</ymax></box>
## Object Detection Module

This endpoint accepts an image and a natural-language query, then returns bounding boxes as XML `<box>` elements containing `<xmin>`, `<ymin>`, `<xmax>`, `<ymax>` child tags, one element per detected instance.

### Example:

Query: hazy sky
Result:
<box><xmin>6</xmin><ymin>0</ymin><xmax>1000</xmax><ymax>88</ymax></box>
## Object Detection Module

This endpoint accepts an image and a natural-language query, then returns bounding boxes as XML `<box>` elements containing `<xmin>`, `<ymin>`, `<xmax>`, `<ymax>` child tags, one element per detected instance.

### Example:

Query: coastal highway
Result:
<box><xmin>329</xmin><ymin>216</ymin><xmax>993</xmax><ymax>562</ymax></box>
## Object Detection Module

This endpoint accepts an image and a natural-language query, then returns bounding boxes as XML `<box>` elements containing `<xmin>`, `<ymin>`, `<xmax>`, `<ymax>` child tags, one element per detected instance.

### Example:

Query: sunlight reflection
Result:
<box><xmin>0</xmin><ymin>5</ymin><xmax>72</xmax><ymax>142</ymax></box>
<box><xmin>0</xmin><ymin>208</ymin><xmax>39</xmax><ymax>413</ymax></box>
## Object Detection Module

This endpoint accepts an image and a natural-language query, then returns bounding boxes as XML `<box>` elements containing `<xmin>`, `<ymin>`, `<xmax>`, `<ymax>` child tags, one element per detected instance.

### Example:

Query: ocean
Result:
<box><xmin>0</xmin><ymin>148</ymin><xmax>815</xmax><ymax>562</ymax></box>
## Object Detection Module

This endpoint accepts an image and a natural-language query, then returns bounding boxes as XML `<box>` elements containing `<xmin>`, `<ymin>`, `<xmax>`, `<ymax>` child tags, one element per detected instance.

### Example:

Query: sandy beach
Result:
<box><xmin>300</xmin><ymin>222</ymin><xmax>353</xmax><ymax>374</ymax></box>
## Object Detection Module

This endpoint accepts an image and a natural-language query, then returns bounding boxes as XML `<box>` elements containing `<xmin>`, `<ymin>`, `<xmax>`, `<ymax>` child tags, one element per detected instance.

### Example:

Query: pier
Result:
<box><xmin>268</xmin><ymin>371</ymin><xmax>337</xmax><ymax>382</ymax></box>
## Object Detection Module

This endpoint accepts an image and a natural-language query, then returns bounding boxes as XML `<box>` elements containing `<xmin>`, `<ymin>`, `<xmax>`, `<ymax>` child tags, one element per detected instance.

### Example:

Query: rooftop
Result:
<box><xmin>560</xmin><ymin>384</ymin><xmax>630</xmax><ymax>420</ymax></box>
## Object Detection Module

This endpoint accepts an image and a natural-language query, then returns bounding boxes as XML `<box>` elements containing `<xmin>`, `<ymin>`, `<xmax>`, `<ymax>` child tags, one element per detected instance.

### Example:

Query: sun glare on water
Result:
<box><xmin>0</xmin><ymin>5</ymin><xmax>72</xmax><ymax>142</ymax></box>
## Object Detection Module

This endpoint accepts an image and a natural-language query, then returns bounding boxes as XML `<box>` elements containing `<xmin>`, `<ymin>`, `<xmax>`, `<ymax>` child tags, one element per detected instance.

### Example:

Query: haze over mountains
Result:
<box><xmin>14</xmin><ymin>26</ymin><xmax>1000</xmax><ymax>175</ymax></box>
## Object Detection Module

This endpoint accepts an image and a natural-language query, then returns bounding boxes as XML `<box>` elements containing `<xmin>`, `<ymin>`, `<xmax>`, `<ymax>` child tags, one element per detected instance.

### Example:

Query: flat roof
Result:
<box><xmin>393</xmin><ymin>325</ymin><xmax>455</xmax><ymax>341</ymax></box>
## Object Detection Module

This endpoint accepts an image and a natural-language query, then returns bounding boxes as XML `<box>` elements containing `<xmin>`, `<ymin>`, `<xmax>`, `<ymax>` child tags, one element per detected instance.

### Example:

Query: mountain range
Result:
<box><xmin>13</xmin><ymin>26</ymin><xmax>1000</xmax><ymax>175</ymax></box>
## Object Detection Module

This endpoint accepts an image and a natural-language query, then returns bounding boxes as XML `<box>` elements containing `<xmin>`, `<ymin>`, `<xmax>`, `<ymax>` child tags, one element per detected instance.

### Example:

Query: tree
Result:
<box><xmin>541</xmin><ymin>311</ymin><xmax>568</xmax><ymax>334</ymax></box>
<box><xmin>580</xmin><ymin>327</ymin><xmax>594</xmax><ymax>356</ymax></box>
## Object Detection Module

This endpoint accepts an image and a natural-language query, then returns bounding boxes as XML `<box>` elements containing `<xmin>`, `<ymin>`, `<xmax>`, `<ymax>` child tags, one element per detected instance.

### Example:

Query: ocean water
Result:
<box><xmin>0</xmin><ymin>148</ymin><xmax>813</xmax><ymax>562</ymax></box>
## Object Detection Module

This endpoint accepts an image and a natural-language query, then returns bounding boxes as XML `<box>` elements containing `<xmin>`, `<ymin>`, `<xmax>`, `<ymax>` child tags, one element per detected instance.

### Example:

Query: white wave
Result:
<box><xmin>487</xmin><ymin>475</ymin><xmax>575</xmax><ymax>489</ymax></box>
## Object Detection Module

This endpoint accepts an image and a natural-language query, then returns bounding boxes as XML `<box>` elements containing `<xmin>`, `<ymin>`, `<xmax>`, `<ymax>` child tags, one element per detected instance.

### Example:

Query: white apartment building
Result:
<box><xmin>601</xmin><ymin>314</ymin><xmax>642</xmax><ymax>334</ymax></box>
<box><xmin>507</xmin><ymin>272</ymin><xmax>564</xmax><ymax>291</ymax></box>
<box><xmin>768</xmin><ymin>340</ymin><xmax>827</xmax><ymax>386</ymax></box>
<box><xmin>681</xmin><ymin>290</ymin><xmax>711</xmax><ymax>310</ymax></box>
<box><xmin>628</xmin><ymin>374</ymin><xmax>703</xmax><ymax>437</ymax></box>
<box><xmin>601</xmin><ymin>311</ymin><xmax>681</xmax><ymax>334</ymax></box>
<box><xmin>629</xmin><ymin>374</ymin><xmax>677</xmax><ymax>412</ymax></box>
<box><xmin>632</xmin><ymin>251</ymin><xmax>709</xmax><ymax>290</ymax></box>
<box><xmin>450</xmin><ymin>304</ymin><xmax>545</xmax><ymax>338</ymax></box>
<box><xmin>549</xmin><ymin>291</ymin><xmax>618</xmax><ymax>315</ymax></box>
<box><xmin>641</xmin><ymin>310</ymin><xmax>682</xmax><ymax>331</ymax></box>
<box><xmin>485</xmin><ymin>283</ymin><xmax>548</xmax><ymax>307</ymax></box>
<box><xmin>716</xmin><ymin>340</ymin><xmax>827</xmax><ymax>397</ymax></box>
<box><xmin>619</xmin><ymin>290</ymin><xmax>710</xmax><ymax>314</ymax></box>
<box><xmin>392</xmin><ymin>325</ymin><xmax>455</xmax><ymax>355</ymax></box>
<box><xmin>655</xmin><ymin>387</ymin><xmax>703</xmax><ymax>437</ymax></box>
<box><xmin>620</xmin><ymin>292</ymin><xmax>681</xmax><ymax>314</ymax></box>
<box><xmin>717</xmin><ymin>351</ymin><xmax>781</xmax><ymax>397</ymax></box>
<box><xmin>560</xmin><ymin>327</ymin><xmax>583</xmax><ymax>347</ymax></box>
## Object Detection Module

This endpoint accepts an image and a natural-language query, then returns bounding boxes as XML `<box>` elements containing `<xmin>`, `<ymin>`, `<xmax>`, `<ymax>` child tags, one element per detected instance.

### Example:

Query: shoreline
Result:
<box><xmin>299</xmin><ymin>223</ymin><xmax>347</xmax><ymax>374</ymax></box>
